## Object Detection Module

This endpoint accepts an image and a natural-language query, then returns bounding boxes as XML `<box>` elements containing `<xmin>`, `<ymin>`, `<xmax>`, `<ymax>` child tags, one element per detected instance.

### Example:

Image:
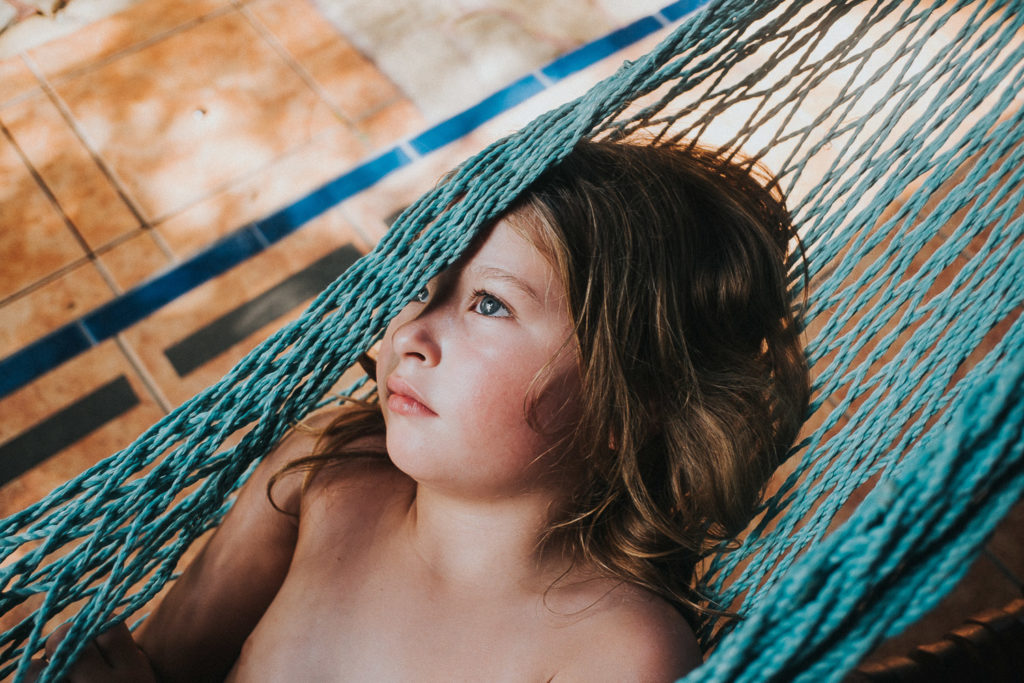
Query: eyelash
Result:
<box><xmin>472</xmin><ymin>289</ymin><xmax>512</xmax><ymax>318</ymax></box>
<box><xmin>412</xmin><ymin>287</ymin><xmax>512</xmax><ymax>318</ymax></box>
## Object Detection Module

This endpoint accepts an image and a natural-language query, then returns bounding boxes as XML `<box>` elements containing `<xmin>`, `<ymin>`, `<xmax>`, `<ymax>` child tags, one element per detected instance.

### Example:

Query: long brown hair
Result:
<box><xmin>514</xmin><ymin>139</ymin><xmax>809</xmax><ymax>624</ymax></box>
<box><xmin>275</xmin><ymin>138</ymin><xmax>809</xmax><ymax>626</ymax></box>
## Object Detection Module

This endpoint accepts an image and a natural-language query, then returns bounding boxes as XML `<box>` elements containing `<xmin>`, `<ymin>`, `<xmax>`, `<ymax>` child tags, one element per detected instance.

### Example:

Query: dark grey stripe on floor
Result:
<box><xmin>0</xmin><ymin>375</ymin><xmax>139</xmax><ymax>486</ymax></box>
<box><xmin>164</xmin><ymin>244</ymin><xmax>362</xmax><ymax>377</ymax></box>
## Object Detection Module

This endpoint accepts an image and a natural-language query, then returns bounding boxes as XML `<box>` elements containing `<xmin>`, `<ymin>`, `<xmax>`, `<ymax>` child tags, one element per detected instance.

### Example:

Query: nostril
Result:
<box><xmin>392</xmin><ymin>316</ymin><xmax>440</xmax><ymax>365</ymax></box>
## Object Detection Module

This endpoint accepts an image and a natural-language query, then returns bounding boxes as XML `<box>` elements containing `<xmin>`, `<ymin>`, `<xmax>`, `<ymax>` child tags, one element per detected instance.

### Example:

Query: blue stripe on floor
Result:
<box><xmin>256</xmin><ymin>147</ymin><xmax>411</xmax><ymax>243</ymax></box>
<box><xmin>0</xmin><ymin>0</ymin><xmax>710</xmax><ymax>400</ymax></box>
<box><xmin>541</xmin><ymin>16</ymin><xmax>664</xmax><ymax>82</ymax></box>
<box><xmin>660</xmin><ymin>0</ymin><xmax>712</xmax><ymax>22</ymax></box>
<box><xmin>409</xmin><ymin>75</ymin><xmax>546</xmax><ymax>156</ymax></box>
<box><xmin>84</xmin><ymin>228</ymin><xmax>266</xmax><ymax>342</ymax></box>
<box><xmin>0</xmin><ymin>325</ymin><xmax>92</xmax><ymax>397</ymax></box>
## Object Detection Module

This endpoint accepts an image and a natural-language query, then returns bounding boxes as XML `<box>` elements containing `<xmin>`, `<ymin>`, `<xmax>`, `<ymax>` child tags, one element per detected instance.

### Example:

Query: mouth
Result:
<box><xmin>385</xmin><ymin>376</ymin><xmax>437</xmax><ymax>417</ymax></box>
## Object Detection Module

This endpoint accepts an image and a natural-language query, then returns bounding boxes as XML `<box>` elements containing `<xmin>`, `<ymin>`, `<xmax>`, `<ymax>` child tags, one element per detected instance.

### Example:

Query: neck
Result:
<box><xmin>401</xmin><ymin>483</ymin><xmax>568</xmax><ymax>592</ymax></box>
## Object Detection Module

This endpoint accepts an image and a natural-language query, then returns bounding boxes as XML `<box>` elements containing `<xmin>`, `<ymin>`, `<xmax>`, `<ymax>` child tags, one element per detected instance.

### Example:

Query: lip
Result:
<box><xmin>385</xmin><ymin>376</ymin><xmax>437</xmax><ymax>416</ymax></box>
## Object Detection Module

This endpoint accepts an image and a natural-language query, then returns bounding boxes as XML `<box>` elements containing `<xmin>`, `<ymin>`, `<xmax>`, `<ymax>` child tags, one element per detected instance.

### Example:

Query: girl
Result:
<box><xmin>34</xmin><ymin>139</ymin><xmax>809</xmax><ymax>682</ymax></box>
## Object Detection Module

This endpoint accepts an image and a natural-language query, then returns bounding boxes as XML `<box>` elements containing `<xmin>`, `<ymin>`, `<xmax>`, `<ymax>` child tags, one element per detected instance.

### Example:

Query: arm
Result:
<box><xmin>26</xmin><ymin>621</ymin><xmax>156</xmax><ymax>683</ymax></box>
<box><xmin>133</xmin><ymin>424</ymin><xmax>318</xmax><ymax>683</ymax></box>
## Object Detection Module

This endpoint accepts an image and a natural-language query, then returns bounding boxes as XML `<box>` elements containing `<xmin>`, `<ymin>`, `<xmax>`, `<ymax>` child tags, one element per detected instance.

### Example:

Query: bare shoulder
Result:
<box><xmin>558</xmin><ymin>584</ymin><xmax>702</xmax><ymax>682</ymax></box>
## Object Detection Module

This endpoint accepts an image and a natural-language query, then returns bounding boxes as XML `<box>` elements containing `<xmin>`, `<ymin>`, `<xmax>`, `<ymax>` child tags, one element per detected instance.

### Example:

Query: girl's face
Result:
<box><xmin>376</xmin><ymin>212</ymin><xmax>581</xmax><ymax>500</ymax></box>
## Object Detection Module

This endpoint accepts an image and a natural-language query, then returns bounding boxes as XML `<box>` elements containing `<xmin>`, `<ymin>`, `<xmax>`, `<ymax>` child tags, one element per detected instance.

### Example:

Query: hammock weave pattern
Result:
<box><xmin>2</xmin><ymin>0</ymin><xmax>1023</xmax><ymax>680</ymax></box>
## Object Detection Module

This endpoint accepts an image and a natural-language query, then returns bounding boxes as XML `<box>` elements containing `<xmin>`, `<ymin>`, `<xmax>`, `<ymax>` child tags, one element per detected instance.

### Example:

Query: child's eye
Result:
<box><xmin>473</xmin><ymin>291</ymin><xmax>511</xmax><ymax>318</ymax></box>
<box><xmin>413</xmin><ymin>287</ymin><xmax>429</xmax><ymax>304</ymax></box>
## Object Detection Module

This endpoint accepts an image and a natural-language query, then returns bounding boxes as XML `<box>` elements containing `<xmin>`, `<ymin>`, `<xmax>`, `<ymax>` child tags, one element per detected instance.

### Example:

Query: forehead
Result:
<box><xmin>467</xmin><ymin>214</ymin><xmax>551</xmax><ymax>275</ymax></box>
<box><xmin>443</xmin><ymin>212</ymin><xmax>563</xmax><ymax>309</ymax></box>
<box><xmin>503</xmin><ymin>204</ymin><xmax>560</xmax><ymax>266</ymax></box>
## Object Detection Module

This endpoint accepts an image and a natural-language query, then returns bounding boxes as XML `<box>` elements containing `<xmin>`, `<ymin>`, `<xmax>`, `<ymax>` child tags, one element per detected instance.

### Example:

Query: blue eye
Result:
<box><xmin>414</xmin><ymin>287</ymin><xmax>429</xmax><ymax>303</ymax></box>
<box><xmin>474</xmin><ymin>292</ymin><xmax>510</xmax><ymax>317</ymax></box>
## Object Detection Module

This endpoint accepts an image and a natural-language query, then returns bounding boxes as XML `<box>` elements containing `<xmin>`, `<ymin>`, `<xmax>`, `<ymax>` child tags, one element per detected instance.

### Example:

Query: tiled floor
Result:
<box><xmin>0</xmin><ymin>0</ymin><xmax>1021</xmax><ymax>673</ymax></box>
<box><xmin>0</xmin><ymin>0</ymin><xmax>682</xmax><ymax>504</ymax></box>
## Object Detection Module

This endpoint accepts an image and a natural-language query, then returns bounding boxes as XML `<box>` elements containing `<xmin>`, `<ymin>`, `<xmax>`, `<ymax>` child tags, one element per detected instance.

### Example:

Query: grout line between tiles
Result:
<box><xmin>250</xmin><ymin>223</ymin><xmax>271</xmax><ymax>250</ymax></box>
<box><xmin>294</xmin><ymin>0</ymin><xmax>421</xmax><ymax>111</ymax></box>
<box><xmin>21</xmin><ymin>54</ymin><xmax>174</xmax><ymax>262</ymax></box>
<box><xmin>37</xmin><ymin>4</ymin><xmax>237</xmax><ymax>89</ymax></box>
<box><xmin>75</xmin><ymin>319</ymin><xmax>98</xmax><ymax>346</ymax></box>
<box><xmin>397</xmin><ymin>140</ymin><xmax>421</xmax><ymax>161</ymax></box>
<box><xmin>87</xmin><ymin>225</ymin><xmax>161</xmax><ymax>264</ymax></box>
<box><xmin>114</xmin><ymin>334</ymin><xmax>173</xmax><ymax>413</ymax></box>
<box><xmin>21</xmin><ymin>56</ymin><xmax>147</xmax><ymax>216</ymax></box>
<box><xmin>147</xmin><ymin>122</ymin><xmax>363</xmax><ymax>240</ymax></box>
<box><xmin>141</xmin><ymin>221</ymin><xmax>176</xmax><ymax>260</ymax></box>
<box><xmin>90</xmin><ymin>254</ymin><xmax>124</xmax><ymax>296</ymax></box>
<box><xmin>0</xmin><ymin>118</ymin><xmax>127</xmax><ymax>300</ymax></box>
<box><xmin>1</xmin><ymin>0</ymin><xmax>712</xmax><ymax>400</ymax></box>
<box><xmin>0</xmin><ymin>256</ymin><xmax>90</xmax><ymax>309</ymax></box>
<box><xmin>533</xmin><ymin>69</ymin><xmax>556</xmax><ymax>89</ymax></box>
<box><xmin>237</xmin><ymin>1</ymin><xmax>360</xmax><ymax>133</ymax></box>
<box><xmin>352</xmin><ymin>93</ymin><xmax>415</xmax><ymax>126</ymax></box>
<box><xmin>0</xmin><ymin>119</ymin><xmax>94</xmax><ymax>259</ymax></box>
<box><xmin>0</xmin><ymin>56</ymin><xmax>44</xmax><ymax>109</ymax></box>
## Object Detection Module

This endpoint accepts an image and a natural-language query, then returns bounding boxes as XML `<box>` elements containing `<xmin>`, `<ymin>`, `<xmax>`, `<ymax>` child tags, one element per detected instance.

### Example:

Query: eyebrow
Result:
<box><xmin>471</xmin><ymin>266</ymin><xmax>541</xmax><ymax>303</ymax></box>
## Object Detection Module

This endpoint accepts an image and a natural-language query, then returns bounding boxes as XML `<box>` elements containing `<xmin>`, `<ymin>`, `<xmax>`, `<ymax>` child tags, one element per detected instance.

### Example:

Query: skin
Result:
<box><xmin>35</xmin><ymin>214</ymin><xmax>701</xmax><ymax>682</ymax></box>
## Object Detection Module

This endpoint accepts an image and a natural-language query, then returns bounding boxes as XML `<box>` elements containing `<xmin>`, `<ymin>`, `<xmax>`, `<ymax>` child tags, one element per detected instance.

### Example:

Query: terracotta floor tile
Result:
<box><xmin>0</xmin><ymin>261</ymin><xmax>112</xmax><ymax>358</ymax></box>
<box><xmin>357</xmin><ymin>45</ymin><xmax>627</xmax><ymax>214</ymax></box>
<box><xmin>0</xmin><ymin>56</ymin><xmax>39</xmax><ymax>106</ymax></box>
<box><xmin>155</xmin><ymin>123</ymin><xmax>366</xmax><ymax>258</ymax></box>
<box><xmin>0</xmin><ymin>340</ymin><xmax>165</xmax><ymax>518</ymax></box>
<box><xmin>97</xmin><ymin>229</ymin><xmax>173</xmax><ymax>292</ymax></box>
<box><xmin>337</xmin><ymin>142</ymin><xmax>482</xmax><ymax>245</ymax></box>
<box><xmin>124</xmin><ymin>209</ymin><xmax>369</xmax><ymax>408</ymax></box>
<box><xmin>27</xmin><ymin>0</ymin><xmax>229</xmax><ymax>82</ymax></box>
<box><xmin>357</xmin><ymin>98</ymin><xmax>425</xmax><ymax>149</ymax></box>
<box><xmin>595</xmin><ymin>0</ymin><xmax>672</xmax><ymax>23</ymax></box>
<box><xmin>247</xmin><ymin>0</ymin><xmax>404</xmax><ymax>122</ymax></box>
<box><xmin>313</xmin><ymin>0</ymin><xmax>622</xmax><ymax>122</ymax></box>
<box><xmin>54</xmin><ymin>9</ymin><xmax>341</xmax><ymax>222</ymax></box>
<box><xmin>0</xmin><ymin>131</ymin><xmax>84</xmax><ymax>301</ymax></box>
<box><xmin>368</xmin><ymin>28</ymin><xmax>481</xmax><ymax>124</ymax></box>
<box><xmin>316</xmin><ymin>56</ymin><xmax>407</xmax><ymax>126</ymax></box>
<box><xmin>447</xmin><ymin>4</ymin><xmax>602</xmax><ymax>90</ymax></box>
<box><xmin>1</xmin><ymin>90</ymin><xmax>140</xmax><ymax>249</ymax></box>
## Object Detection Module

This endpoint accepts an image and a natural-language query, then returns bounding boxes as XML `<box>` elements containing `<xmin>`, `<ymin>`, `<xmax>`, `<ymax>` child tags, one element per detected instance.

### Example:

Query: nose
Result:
<box><xmin>389</xmin><ymin>308</ymin><xmax>441</xmax><ymax>366</ymax></box>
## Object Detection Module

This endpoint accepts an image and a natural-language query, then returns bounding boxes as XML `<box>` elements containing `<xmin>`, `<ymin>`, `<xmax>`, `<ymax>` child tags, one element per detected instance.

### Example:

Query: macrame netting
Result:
<box><xmin>2</xmin><ymin>0</ymin><xmax>1022</xmax><ymax>680</ymax></box>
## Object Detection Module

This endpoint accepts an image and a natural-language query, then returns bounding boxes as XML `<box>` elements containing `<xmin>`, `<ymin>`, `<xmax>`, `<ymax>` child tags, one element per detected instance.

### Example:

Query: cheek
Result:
<box><xmin>457</xmin><ymin>358</ymin><xmax>538</xmax><ymax>438</ymax></box>
<box><xmin>482</xmin><ymin>361</ymin><xmax>579</xmax><ymax>446</ymax></box>
<box><xmin>530</xmin><ymin>368</ymin><xmax>582</xmax><ymax>436</ymax></box>
<box><xmin>375</xmin><ymin>318</ymin><xmax>404</xmax><ymax>380</ymax></box>
<box><xmin>375</xmin><ymin>339</ymin><xmax>391</xmax><ymax>388</ymax></box>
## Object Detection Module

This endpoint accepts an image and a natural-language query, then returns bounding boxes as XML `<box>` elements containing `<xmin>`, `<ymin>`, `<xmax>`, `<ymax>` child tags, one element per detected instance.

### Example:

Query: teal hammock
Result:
<box><xmin>2</xmin><ymin>0</ymin><xmax>1023</xmax><ymax>680</ymax></box>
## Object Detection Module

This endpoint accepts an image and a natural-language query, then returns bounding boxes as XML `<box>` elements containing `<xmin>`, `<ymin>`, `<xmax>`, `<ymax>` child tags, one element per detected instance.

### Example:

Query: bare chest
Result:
<box><xmin>229</xmin><ymin>509</ymin><xmax>573</xmax><ymax>681</ymax></box>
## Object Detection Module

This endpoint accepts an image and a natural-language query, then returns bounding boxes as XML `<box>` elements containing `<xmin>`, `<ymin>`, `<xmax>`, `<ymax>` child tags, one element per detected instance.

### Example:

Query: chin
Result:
<box><xmin>384</xmin><ymin>433</ymin><xmax>443</xmax><ymax>481</ymax></box>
